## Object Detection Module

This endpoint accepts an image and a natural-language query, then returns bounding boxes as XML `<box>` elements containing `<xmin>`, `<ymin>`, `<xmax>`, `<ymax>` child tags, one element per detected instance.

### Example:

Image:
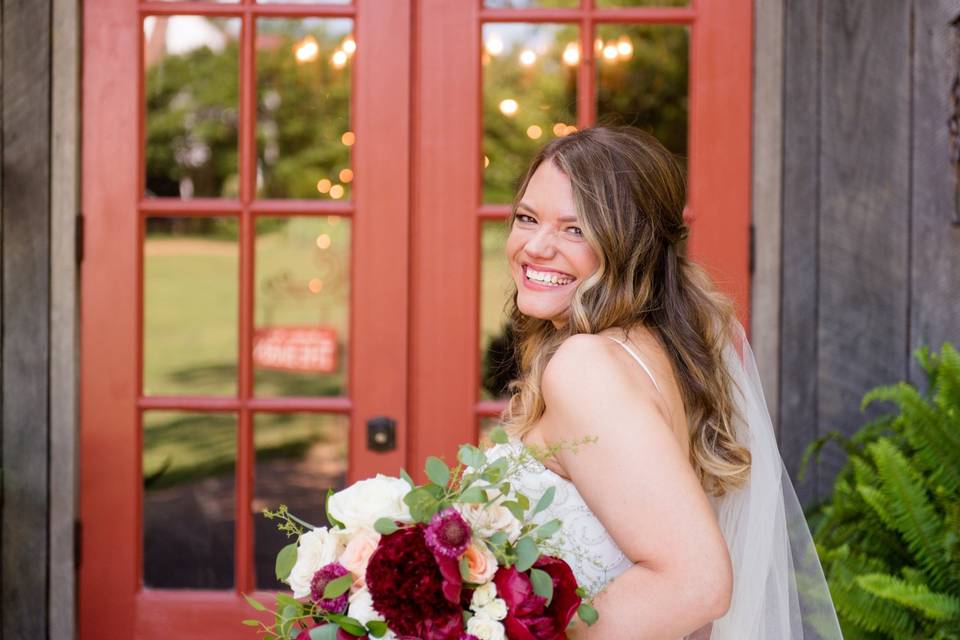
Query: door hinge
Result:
<box><xmin>748</xmin><ymin>223</ymin><xmax>756</xmax><ymax>275</ymax></box>
<box><xmin>76</xmin><ymin>213</ymin><xmax>85</xmax><ymax>264</ymax></box>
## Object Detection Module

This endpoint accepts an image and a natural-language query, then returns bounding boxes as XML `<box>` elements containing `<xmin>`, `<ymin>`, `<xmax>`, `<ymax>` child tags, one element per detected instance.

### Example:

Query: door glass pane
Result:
<box><xmin>480</xmin><ymin>219</ymin><xmax>517</xmax><ymax>400</ymax></box>
<box><xmin>256</xmin><ymin>18</ymin><xmax>354</xmax><ymax>199</ymax></box>
<box><xmin>144</xmin><ymin>217</ymin><xmax>238</xmax><ymax>396</ymax></box>
<box><xmin>253</xmin><ymin>413</ymin><xmax>349</xmax><ymax>589</ymax></box>
<box><xmin>255</xmin><ymin>216</ymin><xmax>349</xmax><ymax>397</ymax></box>
<box><xmin>143</xmin><ymin>411</ymin><xmax>236</xmax><ymax>589</ymax></box>
<box><xmin>144</xmin><ymin>16</ymin><xmax>241</xmax><ymax>198</ymax></box>
<box><xmin>596</xmin><ymin>0</ymin><xmax>688</xmax><ymax>6</ymax></box>
<box><xmin>484</xmin><ymin>0</ymin><xmax>578</xmax><ymax>7</ymax></box>
<box><xmin>595</xmin><ymin>24</ymin><xmax>689</xmax><ymax>166</ymax></box>
<box><xmin>482</xmin><ymin>23</ymin><xmax>578</xmax><ymax>203</ymax></box>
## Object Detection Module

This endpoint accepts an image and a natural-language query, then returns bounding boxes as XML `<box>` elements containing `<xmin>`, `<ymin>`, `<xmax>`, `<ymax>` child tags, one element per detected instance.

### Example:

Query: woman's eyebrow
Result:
<box><xmin>517</xmin><ymin>202</ymin><xmax>578</xmax><ymax>222</ymax></box>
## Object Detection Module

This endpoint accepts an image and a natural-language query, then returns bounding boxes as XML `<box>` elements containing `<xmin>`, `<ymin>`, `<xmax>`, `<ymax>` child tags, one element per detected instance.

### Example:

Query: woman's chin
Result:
<box><xmin>517</xmin><ymin>298</ymin><xmax>568</xmax><ymax>324</ymax></box>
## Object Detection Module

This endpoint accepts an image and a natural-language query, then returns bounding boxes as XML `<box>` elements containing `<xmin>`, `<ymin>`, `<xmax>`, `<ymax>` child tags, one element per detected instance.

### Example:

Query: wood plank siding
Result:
<box><xmin>776</xmin><ymin>0</ymin><xmax>960</xmax><ymax>503</ymax></box>
<box><xmin>1</xmin><ymin>0</ymin><xmax>79</xmax><ymax>636</ymax></box>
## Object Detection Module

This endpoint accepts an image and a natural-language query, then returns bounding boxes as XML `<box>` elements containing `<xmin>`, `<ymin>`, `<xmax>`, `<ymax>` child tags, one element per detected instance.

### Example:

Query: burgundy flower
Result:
<box><xmin>493</xmin><ymin>556</ymin><xmax>582</xmax><ymax>640</ymax></box>
<box><xmin>425</xmin><ymin>509</ymin><xmax>472</xmax><ymax>559</ymax></box>
<box><xmin>365</xmin><ymin>525</ymin><xmax>464</xmax><ymax>640</ymax></box>
<box><xmin>309</xmin><ymin>562</ymin><xmax>350</xmax><ymax>614</ymax></box>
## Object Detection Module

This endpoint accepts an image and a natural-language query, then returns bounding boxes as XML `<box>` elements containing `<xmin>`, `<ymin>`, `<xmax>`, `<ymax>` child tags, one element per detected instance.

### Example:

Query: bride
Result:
<box><xmin>490</xmin><ymin>126</ymin><xmax>842</xmax><ymax>639</ymax></box>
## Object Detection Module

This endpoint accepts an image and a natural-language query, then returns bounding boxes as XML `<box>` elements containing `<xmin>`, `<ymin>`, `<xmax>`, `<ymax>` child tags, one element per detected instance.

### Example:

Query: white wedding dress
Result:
<box><xmin>486</xmin><ymin>329</ymin><xmax>843</xmax><ymax>639</ymax></box>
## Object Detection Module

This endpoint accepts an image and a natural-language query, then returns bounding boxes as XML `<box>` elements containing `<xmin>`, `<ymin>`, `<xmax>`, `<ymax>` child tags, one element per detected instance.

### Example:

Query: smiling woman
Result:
<box><xmin>506</xmin><ymin>162</ymin><xmax>599</xmax><ymax>327</ymax></box>
<box><xmin>496</xmin><ymin>126</ymin><xmax>841</xmax><ymax>639</ymax></box>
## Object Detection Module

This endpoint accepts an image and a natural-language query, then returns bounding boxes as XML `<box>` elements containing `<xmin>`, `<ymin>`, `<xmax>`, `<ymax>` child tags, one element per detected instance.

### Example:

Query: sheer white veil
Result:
<box><xmin>693</xmin><ymin>321</ymin><xmax>843</xmax><ymax>639</ymax></box>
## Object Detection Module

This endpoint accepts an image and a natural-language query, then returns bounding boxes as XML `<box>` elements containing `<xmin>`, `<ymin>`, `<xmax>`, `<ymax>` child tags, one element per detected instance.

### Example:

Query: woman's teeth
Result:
<box><xmin>525</xmin><ymin>267</ymin><xmax>573</xmax><ymax>286</ymax></box>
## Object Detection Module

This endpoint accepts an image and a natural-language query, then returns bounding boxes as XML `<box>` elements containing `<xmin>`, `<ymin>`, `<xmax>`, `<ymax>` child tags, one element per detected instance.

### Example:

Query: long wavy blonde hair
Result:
<box><xmin>501</xmin><ymin>126</ymin><xmax>751</xmax><ymax>497</ymax></box>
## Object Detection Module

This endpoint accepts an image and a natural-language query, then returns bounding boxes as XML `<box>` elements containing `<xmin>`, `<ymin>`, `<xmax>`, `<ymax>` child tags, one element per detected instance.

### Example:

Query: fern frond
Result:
<box><xmin>869</xmin><ymin>440</ymin><xmax>957</xmax><ymax>594</ymax></box>
<box><xmin>857</xmin><ymin>573</ymin><xmax>960</xmax><ymax>622</ymax></box>
<box><xmin>825</xmin><ymin>546</ymin><xmax>918</xmax><ymax>637</ymax></box>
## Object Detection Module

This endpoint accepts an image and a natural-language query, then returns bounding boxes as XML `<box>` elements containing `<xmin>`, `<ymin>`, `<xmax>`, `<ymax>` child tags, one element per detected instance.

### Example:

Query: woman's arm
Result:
<box><xmin>539</xmin><ymin>334</ymin><xmax>732</xmax><ymax>639</ymax></box>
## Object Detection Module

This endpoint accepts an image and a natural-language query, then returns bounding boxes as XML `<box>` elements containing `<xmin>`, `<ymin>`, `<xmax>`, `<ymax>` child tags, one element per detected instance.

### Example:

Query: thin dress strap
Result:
<box><xmin>605</xmin><ymin>337</ymin><xmax>662</xmax><ymax>394</ymax></box>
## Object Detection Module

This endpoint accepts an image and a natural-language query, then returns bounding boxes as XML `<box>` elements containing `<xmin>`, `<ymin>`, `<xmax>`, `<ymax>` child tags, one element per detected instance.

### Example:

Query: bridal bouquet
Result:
<box><xmin>243</xmin><ymin>428</ymin><xmax>598</xmax><ymax>640</ymax></box>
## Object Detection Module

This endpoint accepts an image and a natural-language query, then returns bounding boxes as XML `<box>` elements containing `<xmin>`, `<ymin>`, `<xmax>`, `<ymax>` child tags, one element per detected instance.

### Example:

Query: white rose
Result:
<box><xmin>287</xmin><ymin>527</ymin><xmax>344</xmax><ymax>599</ymax></box>
<box><xmin>457</xmin><ymin>494</ymin><xmax>522</xmax><ymax>543</ymax></box>
<box><xmin>478</xmin><ymin>598</ymin><xmax>508</xmax><ymax>622</ymax></box>
<box><xmin>347</xmin><ymin>588</ymin><xmax>396</xmax><ymax>640</ymax></box>
<box><xmin>470</xmin><ymin>581</ymin><xmax>499</xmax><ymax>609</ymax></box>
<box><xmin>328</xmin><ymin>474</ymin><xmax>413</xmax><ymax>533</ymax></box>
<box><xmin>467</xmin><ymin>615</ymin><xmax>506</xmax><ymax>640</ymax></box>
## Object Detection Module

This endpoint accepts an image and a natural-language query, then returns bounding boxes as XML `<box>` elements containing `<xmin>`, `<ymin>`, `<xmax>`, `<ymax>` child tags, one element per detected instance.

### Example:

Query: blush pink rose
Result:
<box><xmin>463</xmin><ymin>541</ymin><xmax>498</xmax><ymax>584</ymax></box>
<box><xmin>339</xmin><ymin>530</ymin><xmax>381</xmax><ymax>587</ymax></box>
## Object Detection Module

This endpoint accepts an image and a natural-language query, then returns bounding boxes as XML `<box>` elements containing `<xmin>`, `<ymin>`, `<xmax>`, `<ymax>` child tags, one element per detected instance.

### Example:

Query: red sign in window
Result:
<box><xmin>253</xmin><ymin>327</ymin><xmax>338</xmax><ymax>373</ymax></box>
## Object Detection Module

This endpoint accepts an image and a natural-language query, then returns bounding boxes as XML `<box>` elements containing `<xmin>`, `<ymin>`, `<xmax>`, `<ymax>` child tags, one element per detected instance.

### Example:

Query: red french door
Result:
<box><xmin>80</xmin><ymin>0</ymin><xmax>749</xmax><ymax>638</ymax></box>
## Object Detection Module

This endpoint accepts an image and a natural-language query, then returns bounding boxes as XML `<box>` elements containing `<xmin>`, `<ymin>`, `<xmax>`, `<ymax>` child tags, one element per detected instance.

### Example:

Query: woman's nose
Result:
<box><xmin>524</xmin><ymin>227</ymin><xmax>557</xmax><ymax>259</ymax></box>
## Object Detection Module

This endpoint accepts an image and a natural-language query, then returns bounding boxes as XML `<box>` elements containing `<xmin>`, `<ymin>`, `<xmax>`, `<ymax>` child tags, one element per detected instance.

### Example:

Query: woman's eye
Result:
<box><xmin>516</xmin><ymin>214</ymin><xmax>536</xmax><ymax>224</ymax></box>
<box><xmin>568</xmin><ymin>226</ymin><xmax>583</xmax><ymax>236</ymax></box>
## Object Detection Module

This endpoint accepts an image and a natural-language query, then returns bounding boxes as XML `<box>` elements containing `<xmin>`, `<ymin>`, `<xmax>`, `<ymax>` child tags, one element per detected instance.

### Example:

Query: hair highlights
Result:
<box><xmin>501</xmin><ymin>126</ymin><xmax>750</xmax><ymax>497</ymax></box>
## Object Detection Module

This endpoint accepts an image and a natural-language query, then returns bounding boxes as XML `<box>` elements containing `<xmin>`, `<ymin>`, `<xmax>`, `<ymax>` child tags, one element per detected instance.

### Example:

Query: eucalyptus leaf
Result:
<box><xmin>400</xmin><ymin>468</ymin><xmax>416</xmax><ymax>489</ymax></box>
<box><xmin>459</xmin><ymin>486</ymin><xmax>488</xmax><ymax>504</ymax></box>
<box><xmin>275</xmin><ymin>593</ymin><xmax>300</xmax><ymax>610</ymax></box>
<box><xmin>489</xmin><ymin>531</ymin><xmax>508</xmax><ymax>546</ymax></box>
<box><xmin>482</xmin><ymin>457</ymin><xmax>508</xmax><ymax>483</ymax></box>
<box><xmin>515</xmin><ymin>492</ymin><xmax>530</xmax><ymax>510</ymax></box>
<box><xmin>532</xmin><ymin>486</ymin><xmax>556</xmax><ymax>516</ymax></box>
<box><xmin>530</xmin><ymin>567</ymin><xmax>554</xmax><ymax>606</ymax></box>
<box><xmin>458</xmin><ymin>444</ymin><xmax>488</xmax><ymax>469</ymax></box>
<box><xmin>241</xmin><ymin>619</ymin><xmax>261</xmax><ymax>627</ymax></box>
<box><xmin>327</xmin><ymin>615</ymin><xmax>367</xmax><ymax>636</ymax></box>
<box><xmin>515</xmin><ymin>537</ymin><xmax>539</xmax><ymax>572</ymax></box>
<box><xmin>535</xmin><ymin>519</ymin><xmax>562</xmax><ymax>540</ymax></box>
<box><xmin>374</xmin><ymin>517</ymin><xmax>399</xmax><ymax>535</ymax></box>
<box><xmin>275</xmin><ymin>542</ymin><xmax>298</xmax><ymax>581</ymax></box>
<box><xmin>309</xmin><ymin>625</ymin><xmax>340</xmax><ymax>640</ymax></box>
<box><xmin>459</xmin><ymin>555</ymin><xmax>472</xmax><ymax>581</ymax></box>
<box><xmin>501</xmin><ymin>500</ymin><xmax>526</xmax><ymax>521</ymax></box>
<box><xmin>243</xmin><ymin>592</ymin><xmax>267</xmax><ymax>612</ymax></box>
<box><xmin>489</xmin><ymin>426</ymin><xmax>509</xmax><ymax>444</ymax></box>
<box><xmin>425</xmin><ymin>456</ymin><xmax>451</xmax><ymax>487</ymax></box>
<box><xmin>578</xmin><ymin>603</ymin><xmax>599</xmax><ymax>626</ymax></box>
<box><xmin>323</xmin><ymin>574</ymin><xmax>355</xmax><ymax>599</ymax></box>
<box><xmin>366</xmin><ymin>620</ymin><xmax>388</xmax><ymax>638</ymax></box>
<box><xmin>404</xmin><ymin>487</ymin><xmax>441</xmax><ymax>523</ymax></box>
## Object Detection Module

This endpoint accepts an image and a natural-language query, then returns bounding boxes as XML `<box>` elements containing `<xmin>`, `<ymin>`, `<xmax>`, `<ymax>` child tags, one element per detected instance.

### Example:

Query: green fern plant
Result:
<box><xmin>803</xmin><ymin>343</ymin><xmax>960</xmax><ymax>639</ymax></box>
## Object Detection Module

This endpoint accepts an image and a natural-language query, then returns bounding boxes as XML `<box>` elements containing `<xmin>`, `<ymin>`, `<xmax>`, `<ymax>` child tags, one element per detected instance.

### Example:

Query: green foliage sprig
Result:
<box><xmin>804</xmin><ymin>343</ymin><xmax>960</xmax><ymax>639</ymax></box>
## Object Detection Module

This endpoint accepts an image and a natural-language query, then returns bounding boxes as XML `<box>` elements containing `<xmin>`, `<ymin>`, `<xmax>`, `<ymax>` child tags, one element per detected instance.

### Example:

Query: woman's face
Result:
<box><xmin>506</xmin><ymin>160</ymin><xmax>600</xmax><ymax>327</ymax></box>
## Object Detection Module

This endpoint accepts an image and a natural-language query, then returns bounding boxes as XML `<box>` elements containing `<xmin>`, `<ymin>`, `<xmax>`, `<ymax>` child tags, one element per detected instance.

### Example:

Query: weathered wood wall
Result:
<box><xmin>1</xmin><ymin>0</ymin><xmax>78</xmax><ymax>637</ymax></box>
<box><xmin>778</xmin><ymin>0</ymin><xmax>960</xmax><ymax>504</ymax></box>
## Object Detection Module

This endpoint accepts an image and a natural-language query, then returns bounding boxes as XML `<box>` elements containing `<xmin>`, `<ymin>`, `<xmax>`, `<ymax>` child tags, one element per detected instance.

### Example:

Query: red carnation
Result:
<box><xmin>493</xmin><ymin>556</ymin><xmax>582</xmax><ymax>640</ymax></box>
<box><xmin>365</xmin><ymin>525</ymin><xmax>464</xmax><ymax>640</ymax></box>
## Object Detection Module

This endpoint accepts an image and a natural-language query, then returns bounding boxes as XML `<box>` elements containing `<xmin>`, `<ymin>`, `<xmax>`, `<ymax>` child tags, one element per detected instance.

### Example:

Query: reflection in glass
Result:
<box><xmin>484</xmin><ymin>0</ymin><xmax>578</xmax><ymax>7</ymax></box>
<box><xmin>143</xmin><ymin>411</ymin><xmax>236</xmax><ymax>588</ymax></box>
<box><xmin>482</xmin><ymin>23</ymin><xmax>578</xmax><ymax>203</ymax></box>
<box><xmin>480</xmin><ymin>220</ymin><xmax>517</xmax><ymax>400</ymax></box>
<box><xmin>256</xmin><ymin>18</ymin><xmax>354</xmax><ymax>199</ymax></box>
<box><xmin>596</xmin><ymin>0</ymin><xmax>688</xmax><ymax>6</ymax></box>
<box><xmin>144</xmin><ymin>16</ymin><xmax>241</xmax><ymax>199</ymax></box>
<box><xmin>255</xmin><ymin>217</ymin><xmax>350</xmax><ymax>397</ymax></box>
<box><xmin>253</xmin><ymin>413</ymin><xmax>348</xmax><ymax>589</ymax></box>
<box><xmin>595</xmin><ymin>24</ymin><xmax>689</xmax><ymax>165</ymax></box>
<box><xmin>144</xmin><ymin>217</ymin><xmax>238</xmax><ymax>396</ymax></box>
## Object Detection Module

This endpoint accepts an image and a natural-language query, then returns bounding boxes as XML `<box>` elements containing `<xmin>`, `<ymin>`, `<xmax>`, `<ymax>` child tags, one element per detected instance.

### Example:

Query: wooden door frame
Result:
<box><xmin>80</xmin><ymin>1</ymin><xmax>411</xmax><ymax>637</ymax></box>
